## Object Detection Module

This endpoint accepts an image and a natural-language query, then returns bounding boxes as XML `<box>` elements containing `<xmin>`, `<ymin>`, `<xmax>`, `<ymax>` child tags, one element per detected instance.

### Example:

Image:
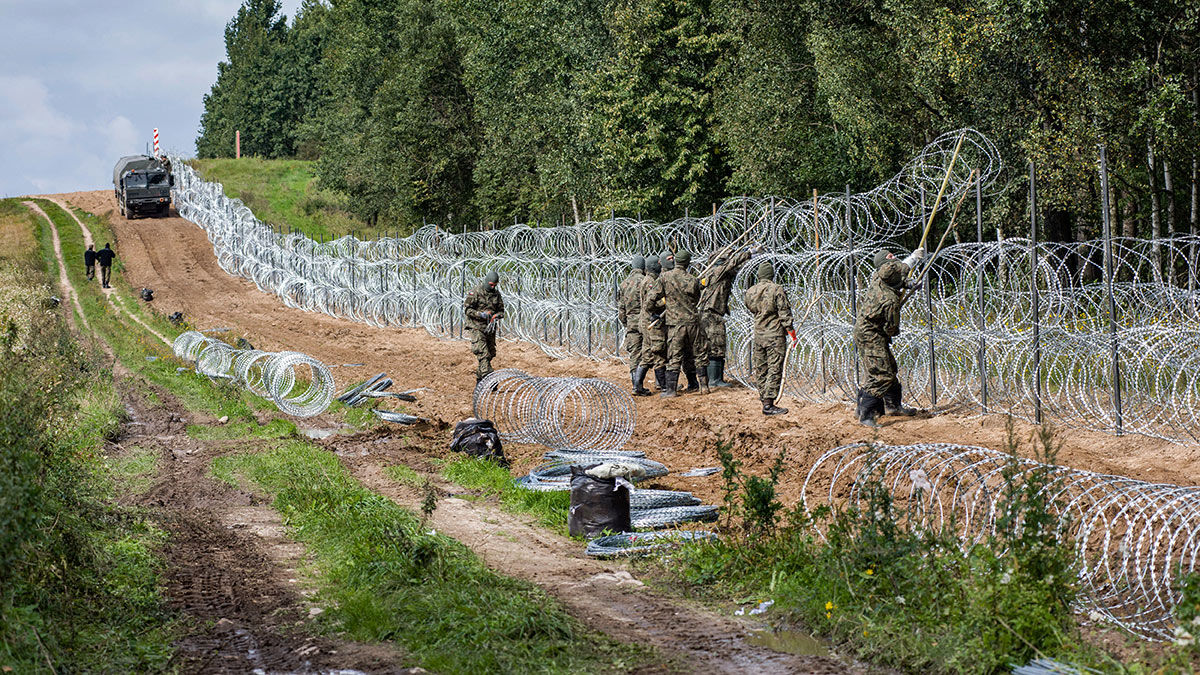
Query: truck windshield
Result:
<box><xmin>125</xmin><ymin>173</ymin><xmax>148</xmax><ymax>187</ymax></box>
<box><xmin>147</xmin><ymin>172</ymin><xmax>167</xmax><ymax>186</ymax></box>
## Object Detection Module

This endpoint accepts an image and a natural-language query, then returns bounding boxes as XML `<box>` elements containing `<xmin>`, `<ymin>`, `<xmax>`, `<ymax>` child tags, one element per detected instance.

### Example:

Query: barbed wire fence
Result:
<box><xmin>171</xmin><ymin>128</ymin><xmax>1200</xmax><ymax>443</ymax></box>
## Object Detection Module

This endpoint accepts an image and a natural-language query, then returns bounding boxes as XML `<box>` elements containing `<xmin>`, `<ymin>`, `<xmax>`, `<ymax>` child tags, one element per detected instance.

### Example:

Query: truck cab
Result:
<box><xmin>113</xmin><ymin>155</ymin><xmax>173</xmax><ymax>218</ymax></box>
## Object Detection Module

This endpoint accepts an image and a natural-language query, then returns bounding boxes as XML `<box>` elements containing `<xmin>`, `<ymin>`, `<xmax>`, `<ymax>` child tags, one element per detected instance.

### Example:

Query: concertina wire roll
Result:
<box><xmin>169</xmin><ymin>128</ymin><xmax>1200</xmax><ymax>443</ymax></box>
<box><xmin>803</xmin><ymin>442</ymin><xmax>1200</xmax><ymax>641</ymax></box>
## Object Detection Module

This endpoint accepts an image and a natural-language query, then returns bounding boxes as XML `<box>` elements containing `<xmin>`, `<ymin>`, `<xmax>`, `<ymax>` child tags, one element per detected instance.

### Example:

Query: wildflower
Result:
<box><xmin>825</xmin><ymin>601</ymin><xmax>834</xmax><ymax>611</ymax></box>
<box><xmin>897</xmin><ymin>596</ymin><xmax>906</xmax><ymax>605</ymax></box>
<box><xmin>865</xmin><ymin>568</ymin><xmax>874</xmax><ymax>576</ymax></box>
<box><xmin>1087</xmin><ymin>610</ymin><xmax>1104</xmax><ymax>623</ymax></box>
<box><xmin>826</xmin><ymin>612</ymin><xmax>831</xmax><ymax>619</ymax></box>
<box><xmin>1000</xmin><ymin>571</ymin><xmax>1011</xmax><ymax>585</ymax></box>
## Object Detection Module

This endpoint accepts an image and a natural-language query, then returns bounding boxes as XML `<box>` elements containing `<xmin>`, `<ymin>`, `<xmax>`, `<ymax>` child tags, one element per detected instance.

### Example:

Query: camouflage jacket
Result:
<box><xmin>638</xmin><ymin>272</ymin><xmax>661</xmax><ymax>332</ymax></box>
<box><xmin>464</xmin><ymin>282</ymin><xmax>505</xmax><ymax>331</ymax></box>
<box><xmin>852</xmin><ymin>260</ymin><xmax>907</xmax><ymax>350</ymax></box>
<box><xmin>743</xmin><ymin>280</ymin><xmax>793</xmax><ymax>340</ymax></box>
<box><xmin>646</xmin><ymin>267</ymin><xmax>700</xmax><ymax>327</ymax></box>
<box><xmin>698</xmin><ymin>249</ymin><xmax>752</xmax><ymax>314</ymax></box>
<box><xmin>617</xmin><ymin>270</ymin><xmax>644</xmax><ymax>329</ymax></box>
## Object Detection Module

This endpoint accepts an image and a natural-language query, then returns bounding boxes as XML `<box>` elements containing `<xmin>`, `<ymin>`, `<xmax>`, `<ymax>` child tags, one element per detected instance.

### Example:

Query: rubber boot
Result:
<box><xmin>762</xmin><ymin>399</ymin><xmax>788</xmax><ymax>415</ymax></box>
<box><xmin>883</xmin><ymin>381</ymin><xmax>918</xmax><ymax>416</ymax></box>
<box><xmin>654</xmin><ymin>367</ymin><xmax>667</xmax><ymax>392</ymax></box>
<box><xmin>660</xmin><ymin>370</ymin><xmax>679</xmax><ymax>398</ymax></box>
<box><xmin>682</xmin><ymin>367</ymin><xmax>700</xmax><ymax>393</ymax></box>
<box><xmin>857</xmin><ymin>389</ymin><xmax>884</xmax><ymax>428</ymax></box>
<box><xmin>698</xmin><ymin>372</ymin><xmax>710</xmax><ymax>395</ymax></box>
<box><xmin>710</xmin><ymin>358</ymin><xmax>732</xmax><ymax>388</ymax></box>
<box><xmin>632</xmin><ymin>366</ymin><xmax>652</xmax><ymax>397</ymax></box>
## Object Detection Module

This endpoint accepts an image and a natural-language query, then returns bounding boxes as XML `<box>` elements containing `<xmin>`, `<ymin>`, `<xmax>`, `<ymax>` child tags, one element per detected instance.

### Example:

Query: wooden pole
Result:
<box><xmin>917</xmin><ymin>132</ymin><xmax>967</xmax><ymax>252</ymax></box>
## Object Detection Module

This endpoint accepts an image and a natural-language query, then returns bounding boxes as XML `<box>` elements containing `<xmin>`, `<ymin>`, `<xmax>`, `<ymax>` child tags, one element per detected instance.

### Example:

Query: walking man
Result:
<box><xmin>97</xmin><ymin>243</ymin><xmax>115</xmax><ymax>288</ymax></box>
<box><xmin>84</xmin><ymin>244</ymin><xmax>96</xmax><ymax>281</ymax></box>
<box><xmin>698</xmin><ymin>246</ymin><xmax>759</xmax><ymax>387</ymax></box>
<box><xmin>638</xmin><ymin>256</ymin><xmax>667</xmax><ymax>394</ymax></box>
<box><xmin>743</xmin><ymin>261</ymin><xmax>795</xmax><ymax>415</ymax></box>
<box><xmin>852</xmin><ymin>248</ymin><xmax>924</xmax><ymax>427</ymax></box>
<box><xmin>618</xmin><ymin>256</ymin><xmax>649</xmax><ymax>395</ymax></box>
<box><xmin>464</xmin><ymin>270</ymin><xmax>505</xmax><ymax>385</ymax></box>
<box><xmin>647</xmin><ymin>249</ymin><xmax>707</xmax><ymax>397</ymax></box>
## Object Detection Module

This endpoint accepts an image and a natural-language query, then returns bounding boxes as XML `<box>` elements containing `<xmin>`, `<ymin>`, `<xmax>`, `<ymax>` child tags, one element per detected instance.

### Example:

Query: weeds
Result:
<box><xmin>442</xmin><ymin>456</ymin><xmax>570</xmax><ymax>533</ymax></box>
<box><xmin>666</xmin><ymin>426</ymin><xmax>1096</xmax><ymax>674</ymax></box>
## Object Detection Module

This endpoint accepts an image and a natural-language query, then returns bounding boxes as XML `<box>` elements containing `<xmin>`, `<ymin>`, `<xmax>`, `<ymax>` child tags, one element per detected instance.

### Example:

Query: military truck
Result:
<box><xmin>113</xmin><ymin>155</ymin><xmax>173</xmax><ymax>218</ymax></box>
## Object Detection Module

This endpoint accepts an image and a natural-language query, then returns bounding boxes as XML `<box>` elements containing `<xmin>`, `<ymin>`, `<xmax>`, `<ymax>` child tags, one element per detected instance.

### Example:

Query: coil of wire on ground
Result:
<box><xmin>586</xmin><ymin>530</ymin><xmax>719</xmax><ymax>558</ymax></box>
<box><xmin>473</xmin><ymin>369</ymin><xmax>636</xmax><ymax>453</ymax></box>
<box><xmin>170</xmin><ymin>129</ymin><xmax>1200</xmax><ymax>442</ymax></box>
<box><xmin>172</xmin><ymin>330</ymin><xmax>334</xmax><ymax>418</ymax></box>
<box><xmin>801</xmin><ymin>442</ymin><xmax>1200</xmax><ymax>641</ymax></box>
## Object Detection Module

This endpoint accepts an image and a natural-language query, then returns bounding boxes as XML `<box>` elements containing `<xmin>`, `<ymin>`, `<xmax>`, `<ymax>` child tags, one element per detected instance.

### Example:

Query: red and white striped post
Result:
<box><xmin>235</xmin><ymin>130</ymin><xmax>241</xmax><ymax>159</ymax></box>
<box><xmin>153</xmin><ymin>128</ymin><xmax>159</xmax><ymax>156</ymax></box>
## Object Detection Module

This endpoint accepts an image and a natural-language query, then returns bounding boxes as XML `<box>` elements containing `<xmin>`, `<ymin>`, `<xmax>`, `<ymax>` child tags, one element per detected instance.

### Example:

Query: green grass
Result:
<box><xmin>1</xmin><ymin>198</ymin><xmax>176</xmax><ymax>673</ymax></box>
<box><xmin>384</xmin><ymin>464</ymin><xmax>424</xmax><ymax>487</ymax></box>
<box><xmin>187</xmin><ymin>418</ymin><xmax>298</xmax><ymax>441</ymax></box>
<box><xmin>190</xmin><ymin>158</ymin><xmax>368</xmax><ymax>240</ymax></box>
<box><xmin>105</xmin><ymin>447</ymin><xmax>159</xmax><ymax>498</ymax></box>
<box><xmin>442</xmin><ymin>457</ymin><xmax>571</xmax><ymax>533</ymax></box>
<box><xmin>214</xmin><ymin>442</ymin><xmax>650</xmax><ymax>673</ymax></box>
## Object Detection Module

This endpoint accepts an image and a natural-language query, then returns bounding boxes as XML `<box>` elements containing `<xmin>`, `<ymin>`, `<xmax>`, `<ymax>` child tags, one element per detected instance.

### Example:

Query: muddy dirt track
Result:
<box><xmin>54</xmin><ymin>190</ymin><xmax>1200</xmax><ymax>501</ymax></box>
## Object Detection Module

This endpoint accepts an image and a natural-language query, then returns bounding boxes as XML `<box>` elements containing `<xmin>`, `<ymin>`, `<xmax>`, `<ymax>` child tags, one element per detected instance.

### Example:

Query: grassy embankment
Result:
<box><xmin>32</xmin><ymin>198</ymin><xmax>654</xmax><ymax>672</ymax></box>
<box><xmin>0</xmin><ymin>199</ymin><xmax>174</xmax><ymax>672</ymax></box>
<box><xmin>190</xmin><ymin>158</ymin><xmax>371</xmax><ymax>240</ymax></box>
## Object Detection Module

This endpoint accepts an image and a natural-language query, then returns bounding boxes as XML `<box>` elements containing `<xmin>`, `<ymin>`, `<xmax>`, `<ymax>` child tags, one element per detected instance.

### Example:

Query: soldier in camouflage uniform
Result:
<box><xmin>698</xmin><ymin>246</ymin><xmax>759</xmax><ymax>387</ymax></box>
<box><xmin>618</xmin><ymin>255</ymin><xmax>650</xmax><ymax>395</ymax></box>
<box><xmin>646</xmin><ymin>249</ymin><xmax>708</xmax><ymax>397</ymax></box>
<box><xmin>852</xmin><ymin>248</ymin><xmax>924</xmax><ymax>427</ymax></box>
<box><xmin>464</xmin><ymin>270</ymin><xmax>506</xmax><ymax>384</ymax></box>
<box><xmin>743</xmin><ymin>261</ymin><xmax>795</xmax><ymax>415</ymax></box>
<box><xmin>639</xmin><ymin>256</ymin><xmax>667</xmax><ymax>392</ymax></box>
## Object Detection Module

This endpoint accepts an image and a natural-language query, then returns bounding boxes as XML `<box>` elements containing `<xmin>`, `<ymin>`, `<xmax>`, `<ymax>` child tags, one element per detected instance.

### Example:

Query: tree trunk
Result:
<box><xmin>571</xmin><ymin>194</ymin><xmax>580</xmax><ymax>225</ymax></box>
<box><xmin>1165</xmin><ymin>156</ymin><xmax>1176</xmax><ymax>282</ymax></box>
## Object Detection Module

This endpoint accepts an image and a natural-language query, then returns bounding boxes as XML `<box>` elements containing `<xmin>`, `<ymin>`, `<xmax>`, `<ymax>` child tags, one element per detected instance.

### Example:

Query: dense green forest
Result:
<box><xmin>197</xmin><ymin>0</ymin><xmax>1199</xmax><ymax>240</ymax></box>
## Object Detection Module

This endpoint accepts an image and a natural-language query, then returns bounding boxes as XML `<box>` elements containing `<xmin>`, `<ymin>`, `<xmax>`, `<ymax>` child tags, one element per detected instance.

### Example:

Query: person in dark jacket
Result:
<box><xmin>464</xmin><ymin>271</ymin><xmax>506</xmax><ymax>384</ymax></box>
<box><xmin>84</xmin><ymin>244</ymin><xmax>96</xmax><ymax>280</ymax></box>
<box><xmin>96</xmin><ymin>243</ymin><xmax>115</xmax><ymax>288</ymax></box>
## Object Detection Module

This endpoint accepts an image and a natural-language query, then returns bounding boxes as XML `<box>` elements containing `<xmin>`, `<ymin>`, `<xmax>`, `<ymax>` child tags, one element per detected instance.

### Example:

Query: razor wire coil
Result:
<box><xmin>172</xmin><ymin>330</ymin><xmax>334</xmax><ymax>418</ymax></box>
<box><xmin>801</xmin><ymin>442</ymin><xmax>1200</xmax><ymax>641</ymax></box>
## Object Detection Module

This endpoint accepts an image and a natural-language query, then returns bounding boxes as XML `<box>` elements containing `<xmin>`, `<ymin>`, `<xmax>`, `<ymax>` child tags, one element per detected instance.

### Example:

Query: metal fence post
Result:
<box><xmin>1099</xmin><ymin>145</ymin><xmax>1123</xmax><ymax>434</ymax></box>
<box><xmin>848</xmin><ymin>184</ymin><xmax>859</xmax><ymax>389</ymax></box>
<box><xmin>1029</xmin><ymin>161</ymin><xmax>1043</xmax><ymax>424</ymax></box>
<box><xmin>976</xmin><ymin>172</ymin><xmax>988</xmax><ymax>412</ymax></box>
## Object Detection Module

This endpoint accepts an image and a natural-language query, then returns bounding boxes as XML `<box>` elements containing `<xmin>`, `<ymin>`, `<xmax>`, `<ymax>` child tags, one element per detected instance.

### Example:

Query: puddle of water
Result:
<box><xmin>301</xmin><ymin>428</ymin><xmax>337</xmax><ymax>440</ymax></box>
<box><xmin>746</xmin><ymin>628</ymin><xmax>830</xmax><ymax>657</ymax></box>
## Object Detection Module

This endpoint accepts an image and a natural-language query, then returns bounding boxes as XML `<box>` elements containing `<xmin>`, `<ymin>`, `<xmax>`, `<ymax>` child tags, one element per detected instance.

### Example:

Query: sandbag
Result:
<box><xmin>448</xmin><ymin>418</ymin><xmax>507</xmax><ymax>466</ymax></box>
<box><xmin>568</xmin><ymin>464</ymin><xmax>631</xmax><ymax>538</ymax></box>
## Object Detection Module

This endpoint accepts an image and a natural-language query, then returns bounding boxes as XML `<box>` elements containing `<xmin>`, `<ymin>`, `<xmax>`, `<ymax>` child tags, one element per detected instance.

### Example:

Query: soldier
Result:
<box><xmin>743</xmin><ymin>261</ymin><xmax>795</xmax><ymax>415</ymax></box>
<box><xmin>698</xmin><ymin>245</ymin><xmax>760</xmax><ymax>387</ymax></box>
<box><xmin>464</xmin><ymin>270</ymin><xmax>506</xmax><ymax>384</ymax></box>
<box><xmin>618</xmin><ymin>256</ymin><xmax>649</xmax><ymax>395</ymax></box>
<box><xmin>852</xmin><ymin>248</ymin><xmax>924</xmax><ymax>427</ymax></box>
<box><xmin>84</xmin><ymin>244</ymin><xmax>96</xmax><ymax>281</ymax></box>
<box><xmin>96</xmin><ymin>243</ymin><xmax>115</xmax><ymax>288</ymax></box>
<box><xmin>638</xmin><ymin>255</ymin><xmax>667</xmax><ymax>393</ymax></box>
<box><xmin>647</xmin><ymin>249</ymin><xmax>707</xmax><ymax>397</ymax></box>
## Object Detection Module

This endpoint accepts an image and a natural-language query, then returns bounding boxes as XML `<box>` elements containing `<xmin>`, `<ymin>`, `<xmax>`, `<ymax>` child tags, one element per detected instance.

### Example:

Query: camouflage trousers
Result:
<box><xmin>666</xmin><ymin>321</ymin><xmax>707</xmax><ymax>374</ymax></box>
<box><xmin>623</xmin><ymin>327</ymin><xmax>643</xmax><ymax>370</ymax></box>
<box><xmin>640</xmin><ymin>323</ymin><xmax>667</xmax><ymax>369</ymax></box>
<box><xmin>752</xmin><ymin>336</ymin><xmax>787</xmax><ymax>403</ymax></box>
<box><xmin>468</xmin><ymin>327</ymin><xmax>497</xmax><ymax>381</ymax></box>
<box><xmin>861</xmin><ymin>346</ymin><xmax>898</xmax><ymax>400</ymax></box>
<box><xmin>699</xmin><ymin>310</ymin><xmax>727</xmax><ymax>361</ymax></box>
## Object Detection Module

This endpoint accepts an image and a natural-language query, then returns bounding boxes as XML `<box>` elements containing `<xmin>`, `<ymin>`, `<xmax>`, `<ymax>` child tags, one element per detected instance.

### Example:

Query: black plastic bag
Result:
<box><xmin>448</xmin><ymin>418</ymin><xmax>507</xmax><ymax>466</ymax></box>
<box><xmin>568</xmin><ymin>464</ymin><xmax>631</xmax><ymax>538</ymax></box>
<box><xmin>140</xmin><ymin>288</ymin><xmax>154</xmax><ymax>301</ymax></box>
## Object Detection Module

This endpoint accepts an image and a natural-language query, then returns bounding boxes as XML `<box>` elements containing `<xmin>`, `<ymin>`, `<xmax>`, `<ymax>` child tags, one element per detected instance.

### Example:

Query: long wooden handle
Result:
<box><xmin>917</xmin><ymin>132</ymin><xmax>967</xmax><ymax>252</ymax></box>
<box><xmin>901</xmin><ymin>170</ymin><xmax>976</xmax><ymax>305</ymax></box>
<box><xmin>695</xmin><ymin>212</ymin><xmax>769</xmax><ymax>281</ymax></box>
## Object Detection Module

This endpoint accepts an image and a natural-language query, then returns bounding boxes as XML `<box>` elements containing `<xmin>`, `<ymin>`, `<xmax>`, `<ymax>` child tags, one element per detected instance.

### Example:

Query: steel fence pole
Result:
<box><xmin>1099</xmin><ymin>144</ymin><xmax>1123</xmax><ymax>434</ymax></box>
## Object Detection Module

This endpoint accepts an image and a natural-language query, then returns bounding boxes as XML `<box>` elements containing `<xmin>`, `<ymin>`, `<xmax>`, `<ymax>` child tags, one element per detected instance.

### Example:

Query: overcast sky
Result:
<box><xmin>0</xmin><ymin>0</ymin><xmax>303</xmax><ymax>197</ymax></box>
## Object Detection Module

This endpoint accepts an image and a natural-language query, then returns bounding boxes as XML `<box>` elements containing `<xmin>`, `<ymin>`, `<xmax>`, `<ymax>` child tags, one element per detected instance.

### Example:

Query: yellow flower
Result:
<box><xmin>826</xmin><ymin>611</ymin><xmax>831</xmax><ymax>619</ymax></box>
<box><xmin>866</xmin><ymin>568</ymin><xmax>874</xmax><ymax>576</ymax></box>
<box><xmin>825</xmin><ymin>601</ymin><xmax>834</xmax><ymax>610</ymax></box>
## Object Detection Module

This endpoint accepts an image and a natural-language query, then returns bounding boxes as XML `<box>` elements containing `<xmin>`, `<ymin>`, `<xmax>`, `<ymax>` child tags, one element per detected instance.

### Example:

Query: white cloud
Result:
<box><xmin>100</xmin><ymin>115</ymin><xmax>139</xmax><ymax>159</ymax></box>
<box><xmin>0</xmin><ymin>75</ymin><xmax>80</xmax><ymax>141</ymax></box>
